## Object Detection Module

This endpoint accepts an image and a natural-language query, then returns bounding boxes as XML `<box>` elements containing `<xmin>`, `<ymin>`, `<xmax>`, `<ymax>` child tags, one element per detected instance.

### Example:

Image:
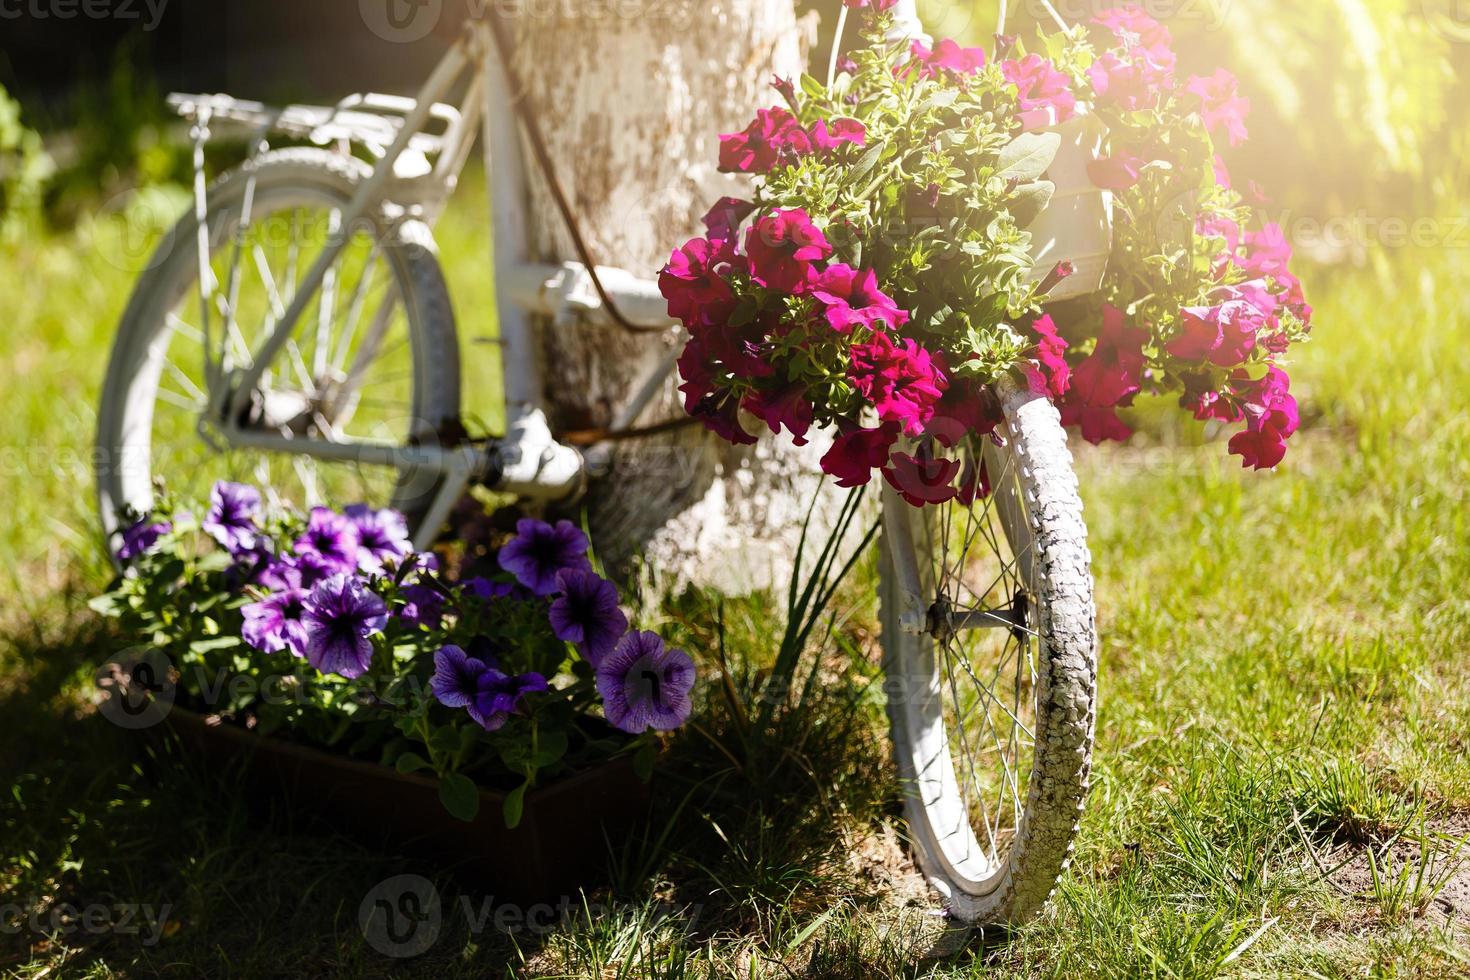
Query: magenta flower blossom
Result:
<box><xmin>843</xmin><ymin>0</ymin><xmax>898</xmax><ymax>9</ymax></box>
<box><xmin>242</xmin><ymin>585</ymin><xmax>310</xmax><ymax>657</ymax></box>
<box><xmin>1059</xmin><ymin>304</ymin><xmax>1148</xmax><ymax>445</ymax></box>
<box><xmin>849</xmin><ymin>332</ymin><xmax>948</xmax><ymax>437</ymax></box>
<box><xmin>1029</xmin><ymin>314</ymin><xmax>1072</xmax><ymax>399</ymax></box>
<box><xmin>203</xmin><ymin>482</ymin><xmax>261</xmax><ymax>554</ymax></box>
<box><xmin>884</xmin><ymin>445</ymin><xmax>963</xmax><ymax>507</ymax></box>
<box><xmin>596</xmin><ymin>631</ymin><xmax>696</xmax><ymax>734</ymax></box>
<box><xmin>908</xmin><ymin>37</ymin><xmax>988</xmax><ymax>79</ymax></box>
<box><xmin>301</xmin><ymin>574</ymin><xmax>388</xmax><ymax>679</ymax></box>
<box><xmin>820</xmin><ymin>422</ymin><xmax>900</xmax><ymax>489</ymax></box>
<box><xmin>1093</xmin><ymin>6</ymin><xmax>1174</xmax><ymax>56</ymax></box>
<box><xmin>701</xmin><ymin>197</ymin><xmax>756</xmax><ymax>246</ymax></box>
<box><xmin>1087</xmin><ymin>150</ymin><xmax>1146</xmax><ymax>191</ymax></box>
<box><xmin>1187</xmin><ymin>69</ymin><xmax>1250</xmax><ymax>146</ymax></box>
<box><xmin>295</xmin><ymin>507</ymin><xmax>361</xmax><ymax>576</ymax></box>
<box><xmin>1087</xmin><ymin>49</ymin><xmax>1171</xmax><ymax>112</ymax></box>
<box><xmin>345</xmin><ymin>505</ymin><xmax>410</xmax><ymax>573</ymax></box>
<box><xmin>117</xmin><ymin>519</ymin><xmax>170</xmax><ymax>562</ymax></box>
<box><xmin>430</xmin><ymin>644</ymin><xmax>493</xmax><ymax>709</ymax></box>
<box><xmin>498</xmin><ymin>518</ymin><xmax>593</xmax><ymax>596</ymax></box>
<box><xmin>745</xmin><ymin>209</ymin><xmax>833</xmax><ymax>294</ymax></box>
<box><xmin>1166</xmin><ymin>285</ymin><xmax>1274</xmax><ymax>367</ymax></box>
<box><xmin>810</xmin><ymin>264</ymin><xmax>910</xmax><ymax>333</ymax></box>
<box><xmin>1001</xmin><ymin>54</ymin><xmax>1077</xmax><ymax>130</ymax></box>
<box><xmin>1229</xmin><ymin>367</ymin><xmax>1299</xmax><ymax>470</ymax></box>
<box><xmin>659</xmin><ymin>237</ymin><xmax>742</xmax><ymax>328</ymax></box>
<box><xmin>808</xmin><ymin>117</ymin><xmax>867</xmax><ymax>153</ymax></box>
<box><xmin>742</xmin><ymin>385</ymin><xmax>815</xmax><ymax>446</ymax></box>
<box><xmin>472</xmin><ymin>670</ymin><xmax>549</xmax><ymax>731</ymax></box>
<box><xmin>718</xmin><ymin>106</ymin><xmax>812</xmax><ymax>173</ymax></box>
<box><xmin>549</xmin><ymin>569</ymin><xmax>628</xmax><ymax>667</ymax></box>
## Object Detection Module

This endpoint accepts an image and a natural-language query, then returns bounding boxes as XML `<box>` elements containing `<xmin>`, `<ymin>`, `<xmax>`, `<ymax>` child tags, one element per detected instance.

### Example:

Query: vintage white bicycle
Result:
<box><xmin>94</xmin><ymin>3</ymin><xmax>1097</xmax><ymax>926</ymax></box>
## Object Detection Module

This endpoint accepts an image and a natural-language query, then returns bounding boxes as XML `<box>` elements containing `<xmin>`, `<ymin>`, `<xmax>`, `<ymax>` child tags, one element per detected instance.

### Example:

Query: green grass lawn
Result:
<box><xmin>2</xmin><ymin>178</ymin><xmax>1469</xmax><ymax>978</ymax></box>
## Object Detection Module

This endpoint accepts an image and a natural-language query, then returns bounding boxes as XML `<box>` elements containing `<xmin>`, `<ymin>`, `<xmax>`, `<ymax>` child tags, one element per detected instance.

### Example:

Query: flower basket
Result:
<box><xmin>155</xmin><ymin>704</ymin><xmax>651</xmax><ymax>902</ymax></box>
<box><xmin>1024</xmin><ymin>111</ymin><xmax>1113</xmax><ymax>303</ymax></box>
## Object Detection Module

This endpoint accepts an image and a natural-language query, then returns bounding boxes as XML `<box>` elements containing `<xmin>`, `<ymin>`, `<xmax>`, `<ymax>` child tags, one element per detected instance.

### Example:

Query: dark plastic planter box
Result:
<box><xmin>159</xmin><ymin>706</ymin><xmax>651</xmax><ymax>902</ymax></box>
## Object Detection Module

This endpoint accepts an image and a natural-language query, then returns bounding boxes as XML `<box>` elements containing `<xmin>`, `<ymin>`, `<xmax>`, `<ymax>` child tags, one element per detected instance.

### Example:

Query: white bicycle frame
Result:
<box><xmin>177</xmin><ymin>3</ymin><xmax>939</xmax><ymax>550</ymax></box>
<box><xmin>177</xmin><ymin>21</ymin><xmax>684</xmax><ymax>549</ymax></box>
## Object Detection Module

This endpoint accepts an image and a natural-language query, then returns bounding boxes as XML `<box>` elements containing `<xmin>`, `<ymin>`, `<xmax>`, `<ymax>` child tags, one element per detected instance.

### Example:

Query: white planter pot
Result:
<box><xmin>1024</xmin><ymin>111</ymin><xmax>1113</xmax><ymax>304</ymax></box>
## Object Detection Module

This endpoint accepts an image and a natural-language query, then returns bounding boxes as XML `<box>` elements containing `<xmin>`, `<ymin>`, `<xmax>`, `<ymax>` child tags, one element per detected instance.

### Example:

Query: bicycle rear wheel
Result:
<box><xmin>96</xmin><ymin>147</ymin><xmax>461</xmax><ymax>557</ymax></box>
<box><xmin>879</xmin><ymin>375</ymin><xmax>1098</xmax><ymax>925</ymax></box>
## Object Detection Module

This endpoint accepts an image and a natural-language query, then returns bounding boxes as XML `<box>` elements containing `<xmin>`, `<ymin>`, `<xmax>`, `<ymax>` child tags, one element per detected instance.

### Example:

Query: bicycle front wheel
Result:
<box><xmin>879</xmin><ymin>374</ymin><xmax>1098</xmax><ymax>925</ymax></box>
<box><xmin>96</xmin><ymin>147</ymin><xmax>461</xmax><ymax>558</ymax></box>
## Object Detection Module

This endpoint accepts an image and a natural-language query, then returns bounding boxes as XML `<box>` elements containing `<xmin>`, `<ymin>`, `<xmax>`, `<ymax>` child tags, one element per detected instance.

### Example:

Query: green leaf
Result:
<box><xmin>531</xmin><ymin>729</ymin><xmax>569</xmax><ymax>769</ymax></box>
<box><xmin>502</xmin><ymin>781</ymin><xmax>528</xmax><ymax>829</ymax></box>
<box><xmin>438</xmin><ymin>773</ymin><xmax>480</xmax><ymax>823</ymax></box>
<box><xmin>995</xmin><ymin>132</ymin><xmax>1061</xmax><ymax>184</ymax></box>
<box><xmin>845</xmin><ymin>140</ymin><xmax>885</xmax><ymax>187</ymax></box>
<box><xmin>632</xmin><ymin>740</ymin><xmax>658</xmax><ymax>782</ymax></box>
<box><xmin>1009</xmin><ymin>180</ymin><xmax>1056</xmax><ymax>228</ymax></box>
<box><xmin>394</xmin><ymin>752</ymin><xmax>432</xmax><ymax>776</ymax></box>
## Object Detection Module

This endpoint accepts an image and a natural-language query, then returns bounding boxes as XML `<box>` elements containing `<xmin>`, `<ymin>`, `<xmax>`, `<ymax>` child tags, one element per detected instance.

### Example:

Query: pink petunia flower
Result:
<box><xmin>745</xmin><ymin>208</ymin><xmax>833</xmax><ymax>294</ymax></box>
<box><xmin>1087</xmin><ymin>150</ymin><xmax>1146</xmax><ymax>190</ymax></box>
<box><xmin>884</xmin><ymin>444</ymin><xmax>962</xmax><ymax>507</ymax></box>
<box><xmin>659</xmin><ymin>236</ymin><xmax>742</xmax><ymax>328</ymax></box>
<box><xmin>1166</xmin><ymin>284</ymin><xmax>1275</xmax><ymax>367</ymax></box>
<box><xmin>820</xmin><ymin>421</ymin><xmax>900</xmax><ymax>488</ymax></box>
<box><xmin>809</xmin><ymin>264</ymin><xmax>910</xmax><ymax>332</ymax></box>
<box><xmin>1228</xmin><ymin>366</ymin><xmax>1299</xmax><ymax>469</ymax></box>
<box><xmin>701</xmin><ymin>197</ymin><xmax>756</xmax><ymax>246</ymax></box>
<box><xmin>1088</xmin><ymin>49</ymin><xmax>1172</xmax><ymax>112</ymax></box>
<box><xmin>1058</xmin><ymin>304</ymin><xmax>1148</xmax><ymax>444</ymax></box>
<box><xmin>1029</xmin><ymin>314</ymin><xmax>1072</xmax><ymax>398</ymax></box>
<box><xmin>849</xmin><ymin>333</ymin><xmax>948</xmax><ymax>436</ymax></box>
<box><xmin>908</xmin><ymin>37</ymin><xmax>988</xmax><ymax>79</ymax></box>
<box><xmin>1093</xmin><ymin>6</ymin><xmax>1174</xmax><ymax>58</ymax></box>
<box><xmin>809</xmin><ymin>117</ymin><xmax>867</xmax><ymax>153</ymax></box>
<box><xmin>1187</xmin><ymin>69</ymin><xmax>1250</xmax><ymax>146</ymax></box>
<box><xmin>718</xmin><ymin>107</ymin><xmax>812</xmax><ymax>173</ymax></box>
<box><xmin>742</xmin><ymin>384</ymin><xmax>815</xmax><ymax>446</ymax></box>
<box><xmin>1002</xmin><ymin>54</ymin><xmax>1078</xmax><ymax>130</ymax></box>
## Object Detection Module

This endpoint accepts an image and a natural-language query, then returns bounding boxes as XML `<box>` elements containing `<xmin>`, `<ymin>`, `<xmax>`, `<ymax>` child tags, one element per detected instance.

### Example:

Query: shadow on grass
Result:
<box><xmin>0</xmin><ymin>583</ymin><xmax>938</xmax><ymax>977</ymax></box>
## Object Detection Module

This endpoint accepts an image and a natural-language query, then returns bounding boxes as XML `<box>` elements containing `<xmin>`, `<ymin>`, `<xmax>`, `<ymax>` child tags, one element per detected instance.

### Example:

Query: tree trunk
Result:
<box><xmin>514</xmin><ymin>2</ymin><xmax>844</xmax><ymax>595</ymax></box>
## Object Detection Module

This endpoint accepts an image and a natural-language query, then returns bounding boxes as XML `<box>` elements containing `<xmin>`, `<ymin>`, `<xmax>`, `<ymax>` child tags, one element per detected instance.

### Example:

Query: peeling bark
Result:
<box><xmin>514</xmin><ymin>1</ymin><xmax>849</xmax><ymax>594</ymax></box>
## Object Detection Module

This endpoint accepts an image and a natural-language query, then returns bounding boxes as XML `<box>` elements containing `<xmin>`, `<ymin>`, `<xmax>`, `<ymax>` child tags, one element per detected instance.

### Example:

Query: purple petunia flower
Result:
<box><xmin>345</xmin><ymin>505</ymin><xmax>411</xmax><ymax>573</ymax></box>
<box><xmin>203</xmin><ymin>482</ymin><xmax>261</xmax><ymax>554</ymax></box>
<box><xmin>548</xmin><ymin>569</ymin><xmax>628</xmax><ymax>667</ymax></box>
<box><xmin>301</xmin><ymin>574</ymin><xmax>388</xmax><ymax>679</ymax></box>
<box><xmin>295</xmin><ymin>507</ymin><xmax>361</xmax><ymax>576</ymax></box>
<box><xmin>497</xmin><ymin>519</ymin><xmax>592</xmax><ymax>596</ymax></box>
<box><xmin>429</xmin><ymin>644</ymin><xmax>492</xmax><ymax>709</ymax></box>
<box><xmin>471</xmin><ymin>670</ymin><xmax>549</xmax><ymax>731</ymax></box>
<box><xmin>596</xmin><ymin>631</ymin><xmax>696</xmax><ymax>734</ymax></box>
<box><xmin>242</xmin><ymin>586</ymin><xmax>310</xmax><ymax>656</ymax></box>
<box><xmin>398</xmin><ymin>581</ymin><xmax>446</xmax><ymax>630</ymax></box>
<box><xmin>117</xmin><ymin>519</ymin><xmax>170</xmax><ymax>561</ymax></box>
